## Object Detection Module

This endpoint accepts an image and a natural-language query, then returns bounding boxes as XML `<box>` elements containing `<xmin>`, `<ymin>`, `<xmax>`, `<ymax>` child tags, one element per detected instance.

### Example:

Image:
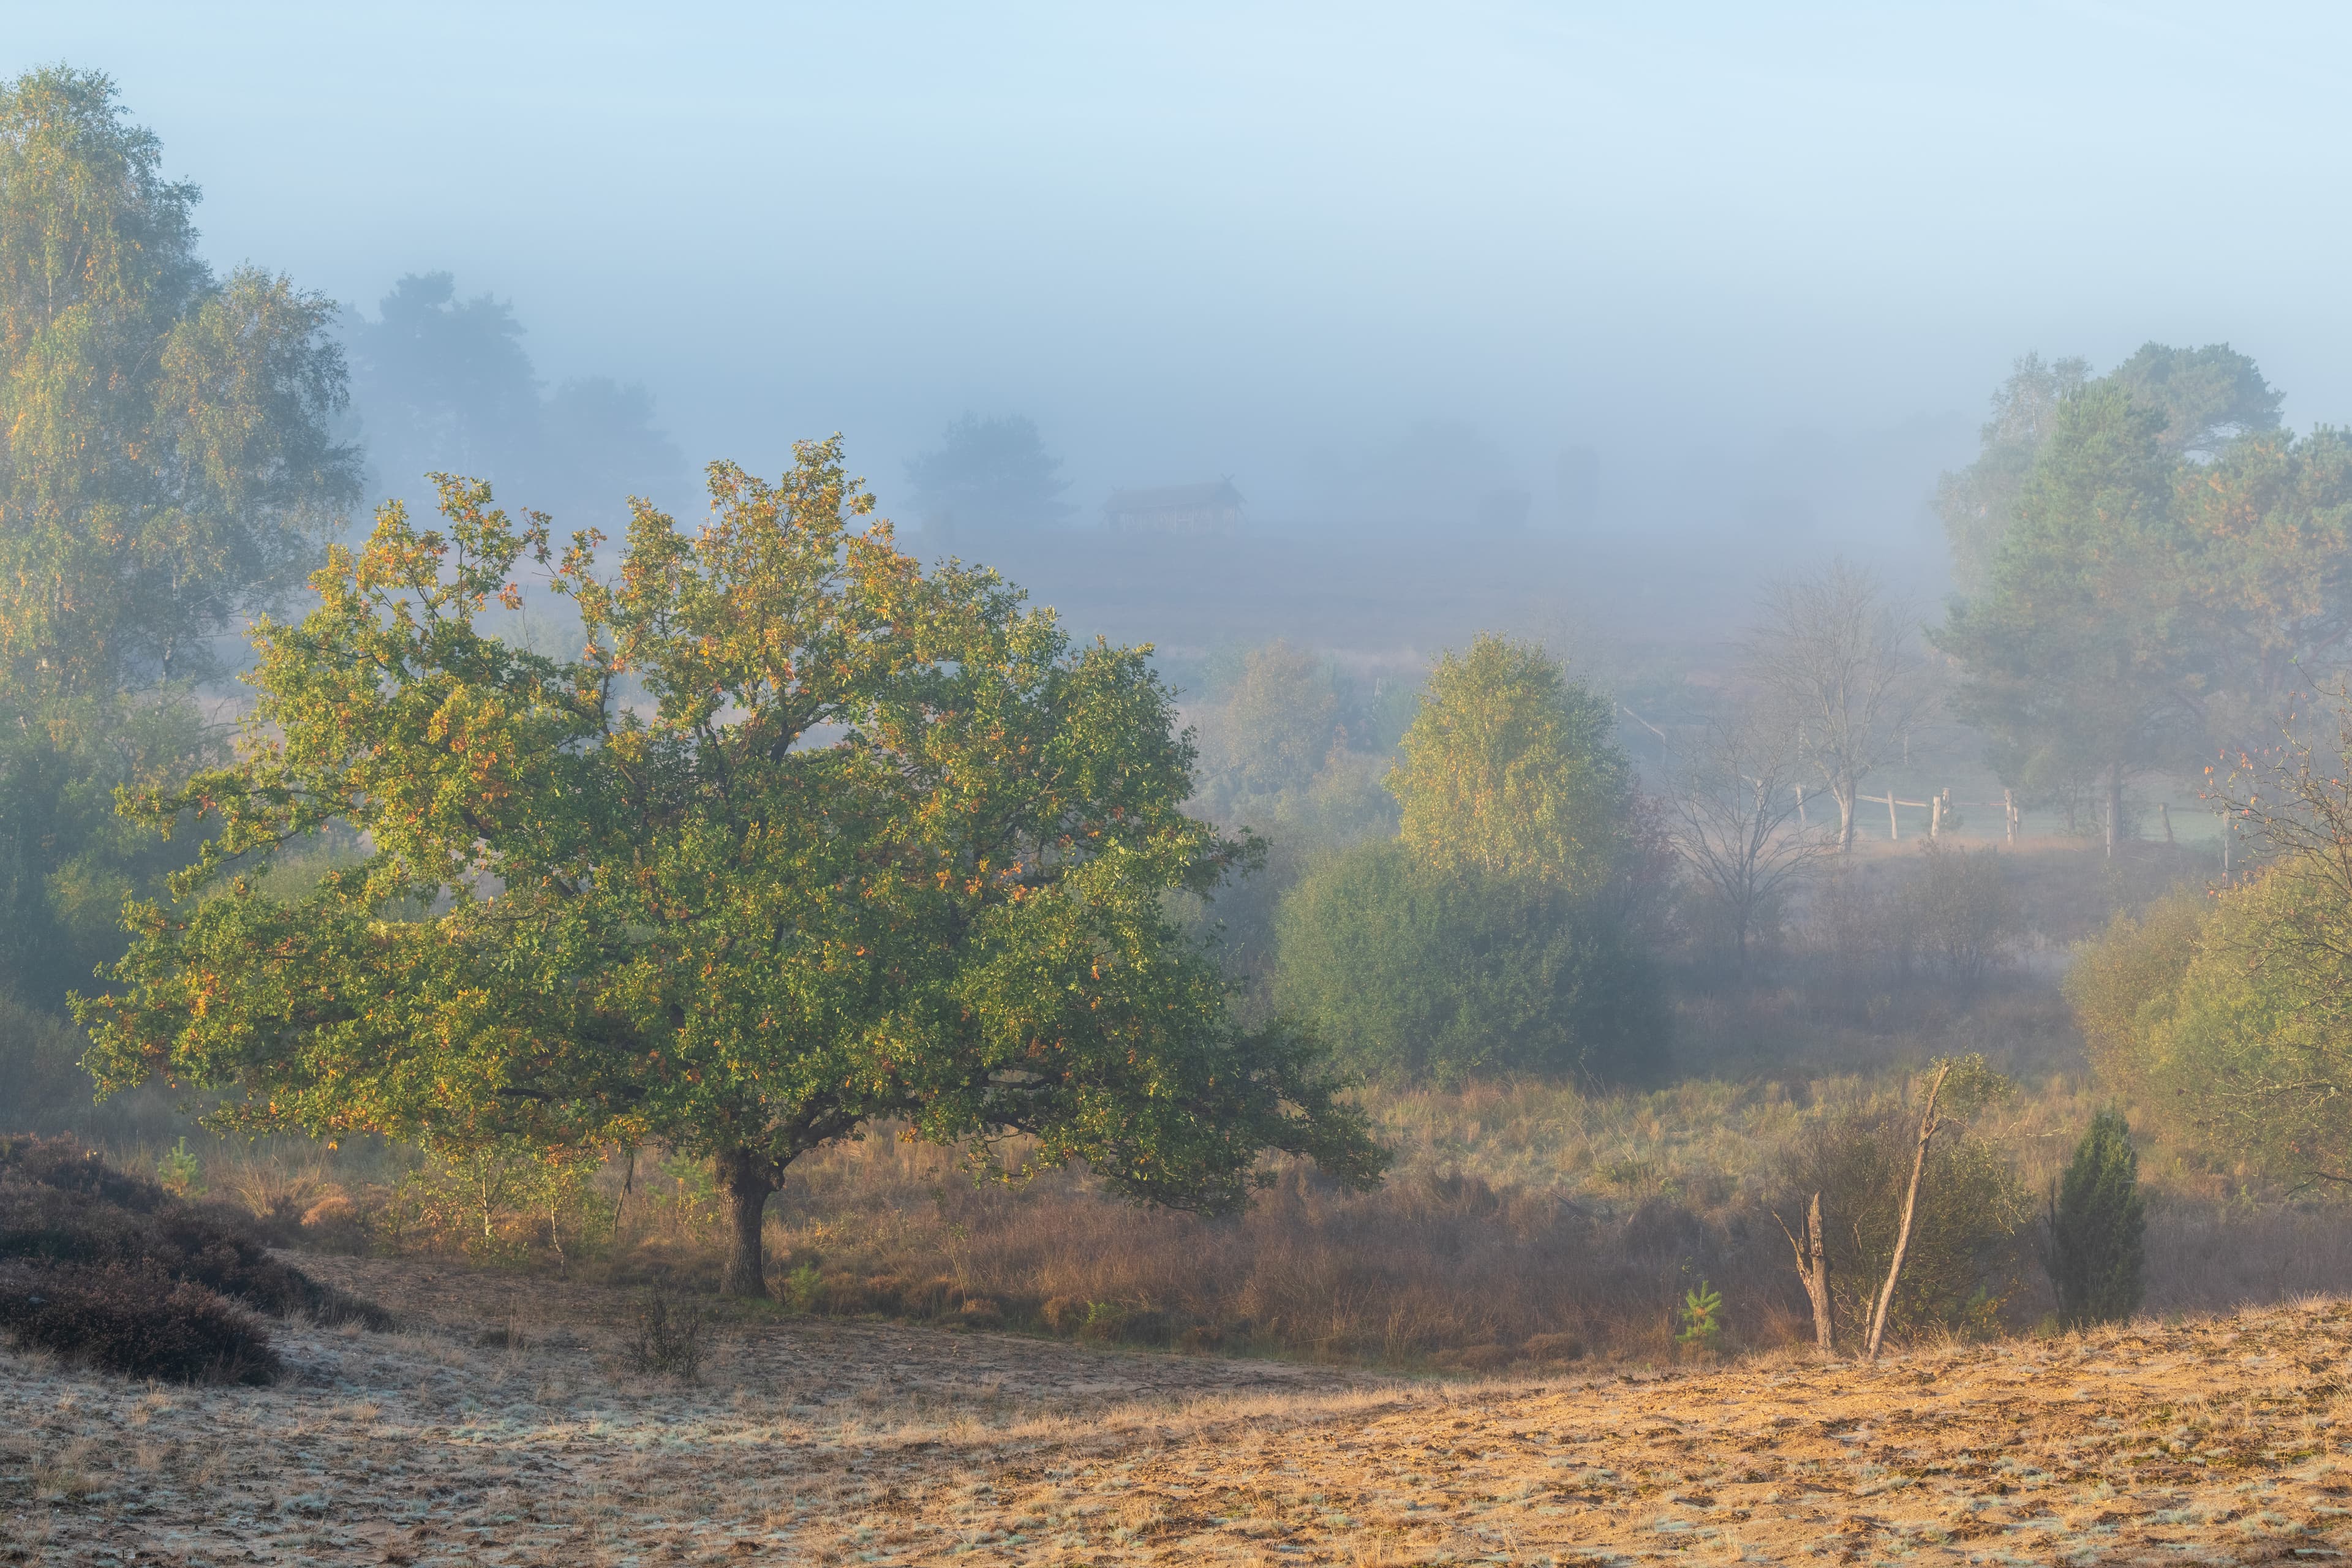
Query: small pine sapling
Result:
<box><xmin>1676</xmin><ymin>1280</ymin><xmax>1724</xmax><ymax>1351</ymax></box>
<box><xmin>2041</xmin><ymin>1109</ymin><xmax>2146</xmax><ymax>1329</ymax></box>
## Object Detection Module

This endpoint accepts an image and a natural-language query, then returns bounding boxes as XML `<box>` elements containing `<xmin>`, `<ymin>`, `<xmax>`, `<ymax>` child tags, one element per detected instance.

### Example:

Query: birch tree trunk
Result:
<box><xmin>1865</xmin><ymin>1061</ymin><xmax>1952</xmax><ymax>1362</ymax></box>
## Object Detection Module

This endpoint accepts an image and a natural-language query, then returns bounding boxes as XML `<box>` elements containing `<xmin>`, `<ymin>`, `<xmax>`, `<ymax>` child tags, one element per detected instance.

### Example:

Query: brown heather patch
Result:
<box><xmin>7</xmin><ymin>1253</ymin><xmax>2352</xmax><ymax>1565</ymax></box>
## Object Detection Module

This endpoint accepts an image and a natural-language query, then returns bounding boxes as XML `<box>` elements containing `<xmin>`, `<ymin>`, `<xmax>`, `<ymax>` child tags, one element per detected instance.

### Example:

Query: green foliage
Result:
<box><xmin>1675</xmin><ymin>1278</ymin><xmax>1723</xmax><ymax>1349</ymax></box>
<box><xmin>0</xmin><ymin>987</ymin><xmax>96</xmax><ymax>1128</ymax></box>
<box><xmin>154</xmin><ymin>1137</ymin><xmax>202</xmax><ymax>1198</ymax></box>
<box><xmin>2041</xmin><ymin>1109</ymin><xmax>2146</xmax><ymax>1329</ymax></box>
<box><xmin>1272</xmin><ymin>840</ymin><xmax>1665</xmax><ymax>1086</ymax></box>
<box><xmin>0</xmin><ymin>690</ymin><xmax>213</xmax><ymax>1008</ymax></box>
<box><xmin>81</xmin><ymin>441</ymin><xmax>1385</xmax><ymax>1276</ymax></box>
<box><xmin>1936</xmin><ymin>383</ymin><xmax>2190</xmax><ymax>823</ymax></box>
<box><xmin>2106</xmin><ymin>341</ymin><xmax>2282</xmax><ymax>460</ymax></box>
<box><xmin>2089</xmin><ymin>859</ymin><xmax>2352</xmax><ymax>1191</ymax></box>
<box><xmin>1389</xmin><ymin>635</ymin><xmax>1632</xmax><ymax>892</ymax></box>
<box><xmin>0</xmin><ymin>66</ymin><xmax>359</xmax><ymax>699</ymax></box>
<box><xmin>2063</xmin><ymin>893</ymin><xmax>2204</xmax><ymax>1098</ymax></box>
<box><xmin>383</xmin><ymin>1138</ymin><xmax>612</xmax><ymax>1263</ymax></box>
<box><xmin>0</xmin><ymin>69</ymin><xmax>355</xmax><ymax>1010</ymax></box>
<box><xmin>1935</xmin><ymin>353</ymin><xmax>2090</xmax><ymax>590</ymax></box>
<box><xmin>784</xmin><ymin>1259</ymin><xmax>823</xmax><ymax>1313</ymax></box>
<box><xmin>1219</xmin><ymin>639</ymin><xmax>1341</xmax><ymax>797</ymax></box>
<box><xmin>1937</xmin><ymin>345</ymin><xmax>2348</xmax><ymax>821</ymax></box>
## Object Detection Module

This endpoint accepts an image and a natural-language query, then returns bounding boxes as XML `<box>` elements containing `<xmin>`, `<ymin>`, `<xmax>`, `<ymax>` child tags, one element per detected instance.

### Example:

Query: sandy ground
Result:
<box><xmin>6</xmin><ymin>1256</ymin><xmax>2352</xmax><ymax>1565</ymax></box>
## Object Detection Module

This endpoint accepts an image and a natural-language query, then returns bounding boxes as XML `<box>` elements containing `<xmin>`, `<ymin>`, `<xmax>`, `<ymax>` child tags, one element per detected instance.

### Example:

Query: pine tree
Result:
<box><xmin>2042</xmin><ymin>1109</ymin><xmax>2146</xmax><ymax>1329</ymax></box>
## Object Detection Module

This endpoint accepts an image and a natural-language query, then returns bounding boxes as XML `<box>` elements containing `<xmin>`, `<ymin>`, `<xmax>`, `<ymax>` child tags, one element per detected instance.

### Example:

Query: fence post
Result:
<box><xmin>1929</xmin><ymin>794</ymin><xmax>1942</xmax><ymax>839</ymax></box>
<box><xmin>2003</xmin><ymin>788</ymin><xmax>2016</xmax><ymax>846</ymax></box>
<box><xmin>1888</xmin><ymin>791</ymin><xmax>1899</xmax><ymax>841</ymax></box>
<box><xmin>2160</xmin><ymin>801</ymin><xmax>2173</xmax><ymax>844</ymax></box>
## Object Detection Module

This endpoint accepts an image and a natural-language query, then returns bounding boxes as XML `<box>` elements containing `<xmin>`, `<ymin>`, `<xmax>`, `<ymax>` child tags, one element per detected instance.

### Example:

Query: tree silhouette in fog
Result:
<box><xmin>904</xmin><ymin>413</ymin><xmax>1071</xmax><ymax>537</ymax></box>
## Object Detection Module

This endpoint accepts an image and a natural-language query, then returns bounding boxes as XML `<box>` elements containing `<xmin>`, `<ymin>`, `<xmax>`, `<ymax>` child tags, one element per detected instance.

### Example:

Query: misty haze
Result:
<box><xmin>7</xmin><ymin>7</ymin><xmax>2352</xmax><ymax>1565</ymax></box>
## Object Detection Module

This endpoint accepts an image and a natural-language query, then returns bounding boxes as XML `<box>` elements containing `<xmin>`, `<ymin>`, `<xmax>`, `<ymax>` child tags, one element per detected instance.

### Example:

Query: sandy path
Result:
<box><xmin>5</xmin><ymin>1255</ymin><xmax>2351</xmax><ymax>1564</ymax></box>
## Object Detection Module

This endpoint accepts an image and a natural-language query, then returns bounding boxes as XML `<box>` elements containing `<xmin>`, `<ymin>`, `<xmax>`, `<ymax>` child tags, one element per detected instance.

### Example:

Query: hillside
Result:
<box><xmin>6</xmin><ymin>1254</ymin><xmax>2348</xmax><ymax>1565</ymax></box>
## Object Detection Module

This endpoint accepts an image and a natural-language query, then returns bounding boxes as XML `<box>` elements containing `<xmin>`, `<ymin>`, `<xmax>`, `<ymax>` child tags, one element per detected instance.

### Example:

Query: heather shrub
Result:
<box><xmin>623</xmin><ymin>1287</ymin><xmax>708</xmax><ymax>1382</ymax></box>
<box><xmin>0</xmin><ymin>1261</ymin><xmax>279</xmax><ymax>1383</ymax></box>
<box><xmin>0</xmin><ymin>1135</ymin><xmax>388</xmax><ymax>1326</ymax></box>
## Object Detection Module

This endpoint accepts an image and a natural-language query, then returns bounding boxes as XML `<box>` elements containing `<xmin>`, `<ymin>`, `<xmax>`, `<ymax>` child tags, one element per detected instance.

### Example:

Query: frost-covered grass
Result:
<box><xmin>8</xmin><ymin>1253</ymin><xmax>2352</xmax><ymax>1564</ymax></box>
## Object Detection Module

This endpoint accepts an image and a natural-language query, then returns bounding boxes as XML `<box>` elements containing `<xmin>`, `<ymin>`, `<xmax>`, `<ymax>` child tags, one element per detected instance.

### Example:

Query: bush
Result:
<box><xmin>1898</xmin><ymin>841</ymin><xmax>2017</xmax><ymax>992</ymax></box>
<box><xmin>2065</xmin><ymin>893</ymin><xmax>2204</xmax><ymax>1097</ymax></box>
<box><xmin>0</xmin><ymin>1135</ymin><xmax>389</xmax><ymax>1326</ymax></box>
<box><xmin>2041</xmin><ymin>1109</ymin><xmax>2146</xmax><ymax>1329</ymax></box>
<box><xmin>0</xmin><ymin>990</ymin><xmax>94</xmax><ymax>1130</ymax></box>
<box><xmin>622</xmin><ymin>1287</ymin><xmax>708</xmax><ymax>1381</ymax></box>
<box><xmin>1777</xmin><ymin>1101</ymin><xmax>2029</xmax><ymax>1344</ymax></box>
<box><xmin>1273</xmin><ymin>840</ymin><xmax>1667</xmax><ymax>1085</ymax></box>
<box><xmin>2088</xmin><ymin>861</ymin><xmax>2352</xmax><ymax>1191</ymax></box>
<box><xmin>0</xmin><ymin>1261</ymin><xmax>280</xmax><ymax>1383</ymax></box>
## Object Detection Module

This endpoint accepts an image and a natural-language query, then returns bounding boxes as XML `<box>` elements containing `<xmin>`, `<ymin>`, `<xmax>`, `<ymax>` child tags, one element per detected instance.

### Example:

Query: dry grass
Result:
<box><xmin>57</xmin><ymin>1052</ymin><xmax>2352</xmax><ymax>1371</ymax></box>
<box><xmin>8</xmin><ymin>1251</ymin><xmax>2352</xmax><ymax>1565</ymax></box>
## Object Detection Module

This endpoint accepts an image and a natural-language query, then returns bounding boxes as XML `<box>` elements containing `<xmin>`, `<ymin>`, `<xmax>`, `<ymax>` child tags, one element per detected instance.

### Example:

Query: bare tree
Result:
<box><xmin>1775</xmin><ymin>1191</ymin><xmax>1836</xmax><ymax>1357</ymax></box>
<box><xmin>1665</xmin><ymin>706</ymin><xmax>1834</xmax><ymax>974</ymax></box>
<box><xmin>1862</xmin><ymin>1054</ymin><xmax>2006</xmax><ymax>1362</ymax></box>
<box><xmin>1750</xmin><ymin>560</ymin><xmax>1931</xmax><ymax>853</ymax></box>
<box><xmin>1864</xmin><ymin>1061</ymin><xmax>1950</xmax><ymax>1362</ymax></box>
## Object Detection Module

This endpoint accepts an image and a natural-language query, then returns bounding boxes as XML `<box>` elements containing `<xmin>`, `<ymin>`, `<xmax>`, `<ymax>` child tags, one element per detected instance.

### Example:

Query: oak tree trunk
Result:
<box><xmin>718</xmin><ymin>1147</ymin><xmax>777</xmax><ymax>1299</ymax></box>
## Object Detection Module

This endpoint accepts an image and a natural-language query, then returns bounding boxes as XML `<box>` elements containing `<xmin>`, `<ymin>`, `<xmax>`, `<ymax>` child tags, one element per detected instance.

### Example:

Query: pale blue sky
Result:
<box><xmin>21</xmin><ymin>2</ymin><xmax>2352</xmax><ymax>538</ymax></box>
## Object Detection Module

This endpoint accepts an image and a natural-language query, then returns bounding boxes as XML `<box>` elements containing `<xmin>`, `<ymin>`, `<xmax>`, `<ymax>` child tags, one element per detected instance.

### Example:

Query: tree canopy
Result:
<box><xmin>0</xmin><ymin>66</ymin><xmax>358</xmax><ymax>1007</ymax></box>
<box><xmin>1272</xmin><ymin>839</ymin><xmax>1663</xmax><ymax>1085</ymax></box>
<box><xmin>81</xmin><ymin>439</ymin><xmax>1385</xmax><ymax>1295</ymax></box>
<box><xmin>344</xmin><ymin>271</ymin><xmax>684</xmax><ymax>526</ymax></box>
<box><xmin>0</xmin><ymin>65</ymin><xmax>360</xmax><ymax>697</ymax></box>
<box><xmin>1936</xmin><ymin>383</ymin><xmax>2189</xmax><ymax>851</ymax></box>
<box><xmin>1388</xmin><ymin>634</ymin><xmax>1631</xmax><ymax>891</ymax></box>
<box><xmin>1936</xmin><ymin>347</ymin><xmax>2352</xmax><ymax>848</ymax></box>
<box><xmin>1935</xmin><ymin>352</ymin><xmax>2090</xmax><ymax>592</ymax></box>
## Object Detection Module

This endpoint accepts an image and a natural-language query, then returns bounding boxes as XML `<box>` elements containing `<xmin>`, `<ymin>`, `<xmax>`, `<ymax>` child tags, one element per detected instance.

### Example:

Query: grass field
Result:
<box><xmin>8</xmin><ymin>1251</ymin><xmax>2352</xmax><ymax>1566</ymax></box>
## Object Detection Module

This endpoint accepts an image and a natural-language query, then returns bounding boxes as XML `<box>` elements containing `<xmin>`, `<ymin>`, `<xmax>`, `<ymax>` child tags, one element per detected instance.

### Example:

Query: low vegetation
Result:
<box><xmin>0</xmin><ymin>1134</ymin><xmax>386</xmax><ymax>1382</ymax></box>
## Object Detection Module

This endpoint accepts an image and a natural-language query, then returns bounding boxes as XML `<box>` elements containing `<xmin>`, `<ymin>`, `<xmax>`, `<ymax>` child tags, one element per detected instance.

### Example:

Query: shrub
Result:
<box><xmin>1898</xmin><ymin>841</ymin><xmax>2017</xmax><ymax>992</ymax></box>
<box><xmin>2103</xmin><ymin>861</ymin><xmax>2352</xmax><ymax>1189</ymax></box>
<box><xmin>0</xmin><ymin>990</ymin><xmax>94</xmax><ymax>1129</ymax></box>
<box><xmin>1777</xmin><ymin>1102</ymin><xmax>2029</xmax><ymax>1344</ymax></box>
<box><xmin>0</xmin><ymin>1261</ymin><xmax>280</xmax><ymax>1383</ymax></box>
<box><xmin>1273</xmin><ymin>840</ymin><xmax>1667</xmax><ymax>1085</ymax></box>
<box><xmin>2065</xmin><ymin>892</ymin><xmax>2204</xmax><ymax>1097</ymax></box>
<box><xmin>0</xmin><ymin>1135</ymin><xmax>389</xmax><ymax>1325</ymax></box>
<box><xmin>622</xmin><ymin>1288</ymin><xmax>708</xmax><ymax>1381</ymax></box>
<box><xmin>2041</xmin><ymin>1109</ymin><xmax>2146</xmax><ymax>1329</ymax></box>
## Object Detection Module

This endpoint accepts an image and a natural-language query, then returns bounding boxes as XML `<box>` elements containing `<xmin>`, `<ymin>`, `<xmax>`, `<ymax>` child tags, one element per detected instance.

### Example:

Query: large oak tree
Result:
<box><xmin>82</xmin><ymin>440</ymin><xmax>1384</xmax><ymax>1295</ymax></box>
